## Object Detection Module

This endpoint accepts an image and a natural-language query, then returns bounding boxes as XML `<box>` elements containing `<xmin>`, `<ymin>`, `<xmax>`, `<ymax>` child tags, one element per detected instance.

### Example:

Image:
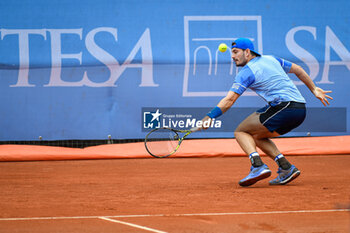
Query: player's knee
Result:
<box><xmin>235</xmin><ymin>124</ymin><xmax>245</xmax><ymax>134</ymax></box>
<box><xmin>234</xmin><ymin>130</ymin><xmax>244</xmax><ymax>138</ymax></box>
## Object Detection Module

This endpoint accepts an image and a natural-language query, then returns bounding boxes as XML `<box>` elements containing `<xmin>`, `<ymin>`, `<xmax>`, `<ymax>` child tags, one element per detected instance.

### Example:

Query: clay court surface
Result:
<box><xmin>1</xmin><ymin>154</ymin><xmax>350</xmax><ymax>232</ymax></box>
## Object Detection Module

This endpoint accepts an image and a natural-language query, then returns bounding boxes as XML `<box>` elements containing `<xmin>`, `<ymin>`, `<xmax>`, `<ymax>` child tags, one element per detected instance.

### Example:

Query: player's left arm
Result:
<box><xmin>289</xmin><ymin>63</ymin><xmax>333</xmax><ymax>106</ymax></box>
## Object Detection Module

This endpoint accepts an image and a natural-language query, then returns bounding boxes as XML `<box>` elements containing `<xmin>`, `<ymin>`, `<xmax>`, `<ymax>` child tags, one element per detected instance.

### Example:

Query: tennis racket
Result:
<box><xmin>144</xmin><ymin>127</ymin><xmax>197</xmax><ymax>158</ymax></box>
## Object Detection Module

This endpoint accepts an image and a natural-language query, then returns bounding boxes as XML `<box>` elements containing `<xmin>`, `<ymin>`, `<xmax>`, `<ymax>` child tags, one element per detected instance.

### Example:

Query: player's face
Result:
<box><xmin>231</xmin><ymin>48</ymin><xmax>248</xmax><ymax>66</ymax></box>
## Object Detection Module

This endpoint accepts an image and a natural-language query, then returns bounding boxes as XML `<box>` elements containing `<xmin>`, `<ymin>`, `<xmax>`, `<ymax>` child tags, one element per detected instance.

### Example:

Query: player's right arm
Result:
<box><xmin>217</xmin><ymin>91</ymin><xmax>240</xmax><ymax>113</ymax></box>
<box><xmin>192</xmin><ymin>67</ymin><xmax>253</xmax><ymax>131</ymax></box>
<box><xmin>289</xmin><ymin>63</ymin><xmax>333</xmax><ymax>106</ymax></box>
<box><xmin>197</xmin><ymin>91</ymin><xmax>240</xmax><ymax>130</ymax></box>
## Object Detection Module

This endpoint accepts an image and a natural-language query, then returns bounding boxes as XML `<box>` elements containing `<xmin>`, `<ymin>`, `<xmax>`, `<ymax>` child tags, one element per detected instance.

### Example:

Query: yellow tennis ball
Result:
<box><xmin>218</xmin><ymin>43</ymin><xmax>227</xmax><ymax>52</ymax></box>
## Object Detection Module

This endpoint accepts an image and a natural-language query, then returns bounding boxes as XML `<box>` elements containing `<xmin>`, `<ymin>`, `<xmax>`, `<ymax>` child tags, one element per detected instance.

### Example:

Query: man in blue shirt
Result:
<box><xmin>201</xmin><ymin>38</ymin><xmax>332</xmax><ymax>187</ymax></box>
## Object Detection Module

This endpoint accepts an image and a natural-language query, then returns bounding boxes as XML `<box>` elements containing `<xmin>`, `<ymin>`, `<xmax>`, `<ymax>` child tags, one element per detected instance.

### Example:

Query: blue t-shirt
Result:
<box><xmin>230</xmin><ymin>55</ymin><xmax>306</xmax><ymax>105</ymax></box>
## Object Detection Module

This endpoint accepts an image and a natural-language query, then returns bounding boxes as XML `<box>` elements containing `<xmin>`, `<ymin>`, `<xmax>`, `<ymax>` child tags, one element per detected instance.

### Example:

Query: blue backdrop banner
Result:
<box><xmin>1</xmin><ymin>0</ymin><xmax>349</xmax><ymax>140</ymax></box>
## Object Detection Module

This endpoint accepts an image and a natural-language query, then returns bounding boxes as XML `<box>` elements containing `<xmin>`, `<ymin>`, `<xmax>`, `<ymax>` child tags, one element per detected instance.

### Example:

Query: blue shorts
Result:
<box><xmin>256</xmin><ymin>101</ymin><xmax>306</xmax><ymax>135</ymax></box>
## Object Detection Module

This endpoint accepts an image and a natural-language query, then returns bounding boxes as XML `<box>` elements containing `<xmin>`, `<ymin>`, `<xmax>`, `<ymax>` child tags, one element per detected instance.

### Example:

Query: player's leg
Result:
<box><xmin>254</xmin><ymin>137</ymin><xmax>292</xmax><ymax>170</ymax></box>
<box><xmin>234</xmin><ymin>112</ymin><xmax>280</xmax><ymax>164</ymax></box>
<box><xmin>253</xmin><ymin>102</ymin><xmax>306</xmax><ymax>185</ymax></box>
<box><xmin>235</xmin><ymin>102</ymin><xmax>306</xmax><ymax>186</ymax></box>
<box><xmin>234</xmin><ymin>112</ymin><xmax>276</xmax><ymax>186</ymax></box>
<box><xmin>253</xmin><ymin>137</ymin><xmax>280</xmax><ymax>159</ymax></box>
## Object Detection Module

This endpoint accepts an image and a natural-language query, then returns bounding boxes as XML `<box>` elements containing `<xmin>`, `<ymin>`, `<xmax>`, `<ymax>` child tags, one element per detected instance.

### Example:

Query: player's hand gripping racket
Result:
<box><xmin>144</xmin><ymin>127</ymin><xmax>199</xmax><ymax>158</ymax></box>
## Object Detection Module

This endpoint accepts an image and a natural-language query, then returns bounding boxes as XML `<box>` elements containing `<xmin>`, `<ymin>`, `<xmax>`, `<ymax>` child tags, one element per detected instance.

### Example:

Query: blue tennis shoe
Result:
<box><xmin>239</xmin><ymin>164</ymin><xmax>271</xmax><ymax>187</ymax></box>
<box><xmin>269</xmin><ymin>165</ymin><xmax>300</xmax><ymax>185</ymax></box>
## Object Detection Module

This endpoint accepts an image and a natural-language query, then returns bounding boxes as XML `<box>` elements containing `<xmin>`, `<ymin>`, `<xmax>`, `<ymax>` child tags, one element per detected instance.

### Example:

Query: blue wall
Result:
<box><xmin>0</xmin><ymin>0</ymin><xmax>349</xmax><ymax>140</ymax></box>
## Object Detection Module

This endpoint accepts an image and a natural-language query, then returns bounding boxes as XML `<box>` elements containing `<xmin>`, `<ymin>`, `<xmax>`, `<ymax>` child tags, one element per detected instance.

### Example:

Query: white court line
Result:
<box><xmin>99</xmin><ymin>217</ymin><xmax>168</xmax><ymax>233</ymax></box>
<box><xmin>0</xmin><ymin>209</ymin><xmax>349</xmax><ymax>221</ymax></box>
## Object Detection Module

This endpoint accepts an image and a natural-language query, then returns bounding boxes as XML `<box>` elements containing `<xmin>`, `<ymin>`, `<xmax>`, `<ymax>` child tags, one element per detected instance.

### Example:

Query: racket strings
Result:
<box><xmin>145</xmin><ymin>129</ymin><xmax>180</xmax><ymax>158</ymax></box>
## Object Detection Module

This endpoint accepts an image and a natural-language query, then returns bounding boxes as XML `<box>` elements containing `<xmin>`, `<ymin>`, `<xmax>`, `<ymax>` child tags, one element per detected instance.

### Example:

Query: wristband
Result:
<box><xmin>206</xmin><ymin>106</ymin><xmax>223</xmax><ymax>119</ymax></box>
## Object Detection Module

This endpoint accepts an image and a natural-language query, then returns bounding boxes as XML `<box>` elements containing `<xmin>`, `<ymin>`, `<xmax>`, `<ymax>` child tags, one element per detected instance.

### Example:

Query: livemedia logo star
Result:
<box><xmin>143</xmin><ymin>109</ymin><xmax>162</xmax><ymax>129</ymax></box>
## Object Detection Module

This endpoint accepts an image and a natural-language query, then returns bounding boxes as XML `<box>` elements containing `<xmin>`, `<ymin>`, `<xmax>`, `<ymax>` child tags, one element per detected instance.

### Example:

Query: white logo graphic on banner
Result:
<box><xmin>183</xmin><ymin>16</ymin><xmax>263</xmax><ymax>97</ymax></box>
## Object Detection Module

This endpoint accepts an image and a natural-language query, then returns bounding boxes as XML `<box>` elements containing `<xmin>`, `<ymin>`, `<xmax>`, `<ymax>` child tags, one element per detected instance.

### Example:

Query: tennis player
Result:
<box><xmin>200</xmin><ymin>38</ymin><xmax>332</xmax><ymax>187</ymax></box>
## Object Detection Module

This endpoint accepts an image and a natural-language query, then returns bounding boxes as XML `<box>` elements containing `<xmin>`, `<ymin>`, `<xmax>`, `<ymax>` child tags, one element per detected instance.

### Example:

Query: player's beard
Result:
<box><xmin>234</xmin><ymin>56</ymin><xmax>248</xmax><ymax>67</ymax></box>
